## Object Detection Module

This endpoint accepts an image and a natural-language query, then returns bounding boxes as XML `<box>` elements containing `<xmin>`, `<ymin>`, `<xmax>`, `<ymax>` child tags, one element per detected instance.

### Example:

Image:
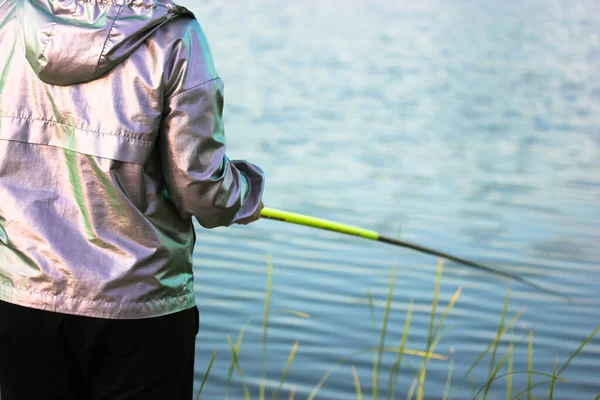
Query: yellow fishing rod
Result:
<box><xmin>260</xmin><ymin>207</ymin><xmax>562</xmax><ymax>297</ymax></box>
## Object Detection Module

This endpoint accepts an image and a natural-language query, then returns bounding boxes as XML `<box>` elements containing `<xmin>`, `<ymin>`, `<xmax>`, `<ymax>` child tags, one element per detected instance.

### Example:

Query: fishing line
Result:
<box><xmin>260</xmin><ymin>207</ymin><xmax>566</xmax><ymax>298</ymax></box>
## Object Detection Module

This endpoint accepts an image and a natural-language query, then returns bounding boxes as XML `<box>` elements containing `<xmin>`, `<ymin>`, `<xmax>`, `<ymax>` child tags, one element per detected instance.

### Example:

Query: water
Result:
<box><xmin>178</xmin><ymin>0</ymin><xmax>600</xmax><ymax>398</ymax></box>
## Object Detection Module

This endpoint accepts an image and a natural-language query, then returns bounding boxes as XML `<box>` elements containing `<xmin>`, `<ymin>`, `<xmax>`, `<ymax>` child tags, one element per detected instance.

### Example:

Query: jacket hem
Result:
<box><xmin>0</xmin><ymin>282</ymin><xmax>196</xmax><ymax>320</ymax></box>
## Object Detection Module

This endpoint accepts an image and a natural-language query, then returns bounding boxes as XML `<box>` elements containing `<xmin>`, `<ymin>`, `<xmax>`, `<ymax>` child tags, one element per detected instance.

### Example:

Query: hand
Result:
<box><xmin>235</xmin><ymin>201</ymin><xmax>264</xmax><ymax>225</ymax></box>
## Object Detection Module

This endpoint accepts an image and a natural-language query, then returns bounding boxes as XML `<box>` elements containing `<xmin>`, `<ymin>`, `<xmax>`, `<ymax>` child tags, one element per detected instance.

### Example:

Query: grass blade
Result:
<box><xmin>226</xmin><ymin>310</ymin><xmax>308</xmax><ymax>400</ymax></box>
<box><xmin>288</xmin><ymin>389</ymin><xmax>296</xmax><ymax>400</ymax></box>
<box><xmin>307</xmin><ymin>346</ymin><xmax>446</xmax><ymax>400</ymax></box>
<box><xmin>430</xmin><ymin>325</ymin><xmax>456</xmax><ymax>359</ymax></box>
<box><xmin>273</xmin><ymin>342</ymin><xmax>299</xmax><ymax>400</ymax></box>
<box><xmin>227</xmin><ymin>335</ymin><xmax>251</xmax><ymax>400</ymax></box>
<box><xmin>443</xmin><ymin>348</ymin><xmax>455</xmax><ymax>400</ymax></box>
<box><xmin>406</xmin><ymin>377</ymin><xmax>418</xmax><ymax>400</ymax></box>
<box><xmin>496</xmin><ymin>371</ymin><xmax>569</xmax><ymax>385</ymax></box>
<box><xmin>373</xmin><ymin>264</ymin><xmax>396</xmax><ymax>400</ymax></box>
<box><xmin>506</xmin><ymin>372</ymin><xmax>570</xmax><ymax>400</ymax></box>
<box><xmin>417</xmin><ymin>258</ymin><xmax>444</xmax><ymax>400</ymax></box>
<box><xmin>195</xmin><ymin>351</ymin><xmax>217</xmax><ymax>400</ymax></box>
<box><xmin>484</xmin><ymin>371</ymin><xmax>571</xmax><ymax>400</ymax></box>
<box><xmin>479</xmin><ymin>350</ymin><xmax>510</xmax><ymax>400</ymax></box>
<box><xmin>226</xmin><ymin>316</ymin><xmax>257</xmax><ymax>399</ymax></box>
<box><xmin>277</xmin><ymin>310</ymin><xmax>310</xmax><ymax>319</ymax></box>
<box><xmin>528</xmin><ymin>330</ymin><xmax>533</xmax><ymax>400</ymax></box>
<box><xmin>368</xmin><ymin>289</ymin><xmax>378</xmax><ymax>400</ymax></box>
<box><xmin>450</xmin><ymin>308</ymin><xmax>525</xmax><ymax>399</ymax></box>
<box><xmin>368</xmin><ymin>289</ymin><xmax>377</xmax><ymax>333</ymax></box>
<box><xmin>549</xmin><ymin>358</ymin><xmax>558</xmax><ymax>400</ymax></box>
<box><xmin>388</xmin><ymin>300</ymin><xmax>414</xmax><ymax>400</ymax></box>
<box><xmin>352</xmin><ymin>366</ymin><xmax>364</xmax><ymax>400</ymax></box>
<box><xmin>433</xmin><ymin>288</ymin><xmax>462</xmax><ymax>340</ymax></box>
<box><xmin>261</xmin><ymin>254</ymin><xmax>274</xmax><ymax>400</ymax></box>
<box><xmin>428</xmin><ymin>259</ymin><xmax>444</xmax><ymax>349</ymax></box>
<box><xmin>489</xmin><ymin>285</ymin><xmax>510</xmax><ymax>378</ymax></box>
<box><xmin>506</xmin><ymin>332</ymin><xmax>514</xmax><ymax>400</ymax></box>
<box><xmin>558</xmin><ymin>324</ymin><xmax>600</xmax><ymax>376</ymax></box>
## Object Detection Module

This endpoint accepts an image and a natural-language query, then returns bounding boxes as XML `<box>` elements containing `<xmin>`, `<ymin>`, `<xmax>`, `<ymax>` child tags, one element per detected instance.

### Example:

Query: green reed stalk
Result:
<box><xmin>443</xmin><ymin>348</ymin><xmax>455</xmax><ymax>400</ymax></box>
<box><xmin>528</xmin><ymin>330</ymin><xmax>533</xmax><ymax>400</ymax></box>
<box><xmin>480</xmin><ymin>350</ymin><xmax>509</xmax><ymax>400</ymax></box>
<box><xmin>484</xmin><ymin>371</ymin><xmax>569</xmax><ymax>399</ymax></box>
<box><xmin>226</xmin><ymin>335</ymin><xmax>251</xmax><ymax>400</ymax></box>
<box><xmin>558</xmin><ymin>325</ymin><xmax>600</xmax><ymax>376</ymax></box>
<box><xmin>367</xmin><ymin>289</ymin><xmax>378</xmax><ymax>396</ymax></box>
<box><xmin>450</xmin><ymin>308</ymin><xmax>525</xmax><ymax>399</ymax></box>
<box><xmin>307</xmin><ymin>346</ymin><xmax>446</xmax><ymax>400</ymax></box>
<box><xmin>226</xmin><ymin>310</ymin><xmax>308</xmax><ymax>399</ymax></box>
<box><xmin>388</xmin><ymin>300</ymin><xmax>414</xmax><ymax>399</ymax></box>
<box><xmin>509</xmin><ymin>325</ymin><xmax>600</xmax><ymax>400</ymax></box>
<box><xmin>482</xmin><ymin>285</ymin><xmax>511</xmax><ymax>399</ymax></box>
<box><xmin>373</xmin><ymin>264</ymin><xmax>396</xmax><ymax>400</ymax></box>
<box><xmin>195</xmin><ymin>351</ymin><xmax>217</xmax><ymax>400</ymax></box>
<box><xmin>476</xmin><ymin>370</ymin><xmax>566</xmax><ymax>400</ymax></box>
<box><xmin>506</xmin><ymin>332</ymin><xmax>514</xmax><ymax>400</ymax></box>
<box><xmin>218</xmin><ymin>257</ymin><xmax>598</xmax><ymax>400</ymax></box>
<box><xmin>352</xmin><ymin>366</ymin><xmax>364</xmax><ymax>400</ymax></box>
<box><xmin>226</xmin><ymin>318</ymin><xmax>254</xmax><ymax>399</ymax></box>
<box><xmin>406</xmin><ymin>377</ymin><xmax>418</xmax><ymax>400</ymax></box>
<box><xmin>368</xmin><ymin>289</ymin><xmax>377</xmax><ymax>333</ymax></box>
<box><xmin>433</xmin><ymin>288</ymin><xmax>462</xmax><ymax>341</ymax></box>
<box><xmin>417</xmin><ymin>258</ymin><xmax>444</xmax><ymax>400</ymax></box>
<box><xmin>272</xmin><ymin>341</ymin><xmax>299</xmax><ymax>400</ymax></box>
<box><xmin>260</xmin><ymin>255</ymin><xmax>274</xmax><ymax>400</ymax></box>
<box><xmin>549</xmin><ymin>358</ymin><xmax>558</xmax><ymax>400</ymax></box>
<box><xmin>489</xmin><ymin>285</ymin><xmax>510</xmax><ymax>377</ymax></box>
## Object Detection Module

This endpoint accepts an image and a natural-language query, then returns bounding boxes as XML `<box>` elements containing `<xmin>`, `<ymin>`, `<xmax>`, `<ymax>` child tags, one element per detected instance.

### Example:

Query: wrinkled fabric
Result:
<box><xmin>0</xmin><ymin>0</ymin><xmax>265</xmax><ymax>319</ymax></box>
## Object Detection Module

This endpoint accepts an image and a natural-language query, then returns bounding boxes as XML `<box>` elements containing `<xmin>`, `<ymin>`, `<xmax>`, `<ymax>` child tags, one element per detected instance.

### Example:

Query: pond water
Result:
<box><xmin>178</xmin><ymin>1</ymin><xmax>600</xmax><ymax>398</ymax></box>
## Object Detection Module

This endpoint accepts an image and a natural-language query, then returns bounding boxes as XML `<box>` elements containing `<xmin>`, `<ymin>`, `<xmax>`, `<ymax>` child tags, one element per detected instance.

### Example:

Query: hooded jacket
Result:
<box><xmin>0</xmin><ymin>0</ymin><xmax>264</xmax><ymax>319</ymax></box>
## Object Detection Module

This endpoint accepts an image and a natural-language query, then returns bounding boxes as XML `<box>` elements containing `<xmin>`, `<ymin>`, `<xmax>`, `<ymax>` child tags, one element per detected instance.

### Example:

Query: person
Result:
<box><xmin>0</xmin><ymin>0</ymin><xmax>264</xmax><ymax>399</ymax></box>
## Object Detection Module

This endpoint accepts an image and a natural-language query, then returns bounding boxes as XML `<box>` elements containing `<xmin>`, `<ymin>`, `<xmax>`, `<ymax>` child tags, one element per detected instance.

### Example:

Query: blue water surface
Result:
<box><xmin>178</xmin><ymin>1</ymin><xmax>600</xmax><ymax>398</ymax></box>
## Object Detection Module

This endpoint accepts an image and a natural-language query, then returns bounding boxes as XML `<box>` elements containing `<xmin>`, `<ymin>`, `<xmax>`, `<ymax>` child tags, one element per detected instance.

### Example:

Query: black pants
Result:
<box><xmin>0</xmin><ymin>300</ymin><xmax>199</xmax><ymax>400</ymax></box>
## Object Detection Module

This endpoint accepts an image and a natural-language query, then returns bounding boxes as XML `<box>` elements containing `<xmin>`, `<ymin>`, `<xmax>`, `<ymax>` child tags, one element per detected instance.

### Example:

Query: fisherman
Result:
<box><xmin>0</xmin><ymin>1</ymin><xmax>264</xmax><ymax>399</ymax></box>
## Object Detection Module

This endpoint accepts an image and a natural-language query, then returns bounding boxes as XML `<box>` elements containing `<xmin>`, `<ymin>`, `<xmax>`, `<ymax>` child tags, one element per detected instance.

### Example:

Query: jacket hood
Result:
<box><xmin>16</xmin><ymin>0</ymin><xmax>193</xmax><ymax>86</ymax></box>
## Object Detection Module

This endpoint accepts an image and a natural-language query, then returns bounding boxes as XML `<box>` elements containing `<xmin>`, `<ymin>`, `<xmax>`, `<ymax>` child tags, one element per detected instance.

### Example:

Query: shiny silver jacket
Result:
<box><xmin>0</xmin><ymin>0</ymin><xmax>264</xmax><ymax>319</ymax></box>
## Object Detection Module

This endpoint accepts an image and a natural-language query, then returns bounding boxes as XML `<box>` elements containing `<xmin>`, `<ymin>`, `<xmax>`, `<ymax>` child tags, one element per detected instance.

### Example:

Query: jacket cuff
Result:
<box><xmin>230</xmin><ymin>160</ymin><xmax>265</xmax><ymax>224</ymax></box>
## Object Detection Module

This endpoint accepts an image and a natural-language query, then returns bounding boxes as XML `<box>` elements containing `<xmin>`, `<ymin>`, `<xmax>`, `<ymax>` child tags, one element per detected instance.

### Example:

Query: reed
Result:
<box><xmin>528</xmin><ymin>330</ymin><xmax>534</xmax><ymax>400</ymax></box>
<box><xmin>373</xmin><ymin>263</ymin><xmax>396</xmax><ymax>400</ymax></box>
<box><xmin>195</xmin><ymin>257</ymin><xmax>599</xmax><ymax>399</ymax></box>
<box><xmin>549</xmin><ymin>358</ymin><xmax>558</xmax><ymax>400</ymax></box>
<box><xmin>443</xmin><ymin>348</ymin><xmax>454</xmax><ymax>400</ymax></box>
<box><xmin>388</xmin><ymin>299</ymin><xmax>413</xmax><ymax>399</ymax></box>
<box><xmin>506</xmin><ymin>332</ymin><xmax>514</xmax><ymax>400</ymax></box>
<box><xmin>272</xmin><ymin>341</ymin><xmax>299</xmax><ymax>400</ymax></box>
<box><xmin>352</xmin><ymin>366</ymin><xmax>364</xmax><ymax>400</ymax></box>
<box><xmin>195</xmin><ymin>351</ymin><xmax>216</xmax><ymax>400</ymax></box>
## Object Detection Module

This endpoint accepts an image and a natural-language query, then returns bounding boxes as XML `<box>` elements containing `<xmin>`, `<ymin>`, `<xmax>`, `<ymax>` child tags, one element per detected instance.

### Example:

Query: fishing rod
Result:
<box><xmin>260</xmin><ymin>207</ymin><xmax>564</xmax><ymax>298</ymax></box>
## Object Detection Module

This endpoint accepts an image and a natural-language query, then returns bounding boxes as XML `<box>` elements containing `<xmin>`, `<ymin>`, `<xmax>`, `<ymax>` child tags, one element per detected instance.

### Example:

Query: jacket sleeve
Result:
<box><xmin>158</xmin><ymin>18</ymin><xmax>264</xmax><ymax>228</ymax></box>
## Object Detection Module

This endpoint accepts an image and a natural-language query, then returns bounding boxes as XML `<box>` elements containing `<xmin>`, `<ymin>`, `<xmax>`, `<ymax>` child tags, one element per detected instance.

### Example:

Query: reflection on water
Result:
<box><xmin>179</xmin><ymin>0</ymin><xmax>599</xmax><ymax>398</ymax></box>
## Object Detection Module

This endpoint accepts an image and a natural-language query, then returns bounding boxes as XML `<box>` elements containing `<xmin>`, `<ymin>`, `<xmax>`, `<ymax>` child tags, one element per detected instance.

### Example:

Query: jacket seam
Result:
<box><xmin>72</xmin><ymin>0</ymin><xmax>161</xmax><ymax>8</ymax></box>
<box><xmin>0</xmin><ymin>114</ymin><xmax>152</xmax><ymax>144</ymax></box>
<box><xmin>167</xmin><ymin>77</ymin><xmax>220</xmax><ymax>100</ymax></box>
<box><xmin>94</xmin><ymin>3</ymin><xmax>124</xmax><ymax>77</ymax></box>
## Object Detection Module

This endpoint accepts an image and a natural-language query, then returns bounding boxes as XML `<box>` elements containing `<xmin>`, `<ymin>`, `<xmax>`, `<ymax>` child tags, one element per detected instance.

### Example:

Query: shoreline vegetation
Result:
<box><xmin>195</xmin><ymin>258</ymin><xmax>599</xmax><ymax>400</ymax></box>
